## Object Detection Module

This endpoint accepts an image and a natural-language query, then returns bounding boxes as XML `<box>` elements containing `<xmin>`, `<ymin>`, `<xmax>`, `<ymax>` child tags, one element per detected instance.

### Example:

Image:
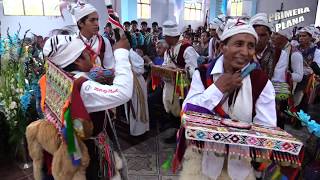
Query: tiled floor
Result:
<box><xmin>117</xmin><ymin>109</ymin><xmax>180</xmax><ymax>180</ymax></box>
<box><xmin>1</xmin><ymin>104</ymin><xmax>319</xmax><ymax>180</ymax></box>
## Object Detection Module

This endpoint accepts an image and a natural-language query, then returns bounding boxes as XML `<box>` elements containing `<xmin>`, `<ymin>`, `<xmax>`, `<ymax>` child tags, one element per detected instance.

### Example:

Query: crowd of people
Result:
<box><xmin>24</xmin><ymin>2</ymin><xmax>320</xmax><ymax>180</ymax></box>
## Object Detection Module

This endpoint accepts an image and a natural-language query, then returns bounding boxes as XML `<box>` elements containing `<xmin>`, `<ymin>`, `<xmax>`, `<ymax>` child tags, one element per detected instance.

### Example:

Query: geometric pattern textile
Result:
<box><xmin>45</xmin><ymin>60</ymin><xmax>73</xmax><ymax>124</ymax></box>
<box><xmin>182</xmin><ymin>111</ymin><xmax>303</xmax><ymax>155</ymax></box>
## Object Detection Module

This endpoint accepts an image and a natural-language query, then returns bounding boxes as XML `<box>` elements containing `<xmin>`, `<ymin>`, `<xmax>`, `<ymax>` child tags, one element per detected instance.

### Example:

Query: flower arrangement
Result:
<box><xmin>0</xmin><ymin>26</ymin><xmax>44</xmax><ymax>147</ymax></box>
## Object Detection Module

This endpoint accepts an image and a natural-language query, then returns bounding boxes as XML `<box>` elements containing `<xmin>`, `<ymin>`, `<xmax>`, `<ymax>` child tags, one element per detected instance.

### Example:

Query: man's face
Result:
<box><xmin>209</xmin><ymin>29</ymin><xmax>217</xmax><ymax>38</ymax></box>
<box><xmin>271</xmin><ymin>32</ymin><xmax>287</xmax><ymax>48</ymax></box>
<box><xmin>131</xmin><ymin>24</ymin><xmax>138</xmax><ymax>31</ymax></box>
<box><xmin>299</xmin><ymin>32</ymin><xmax>313</xmax><ymax>46</ymax></box>
<box><xmin>152</xmin><ymin>25</ymin><xmax>158</xmax><ymax>32</ymax></box>
<box><xmin>124</xmin><ymin>24</ymin><xmax>130</xmax><ymax>31</ymax></box>
<box><xmin>74</xmin><ymin>50</ymin><xmax>93</xmax><ymax>72</ymax></box>
<box><xmin>201</xmin><ymin>32</ymin><xmax>209</xmax><ymax>43</ymax></box>
<box><xmin>222</xmin><ymin>33</ymin><xmax>256</xmax><ymax>71</ymax></box>
<box><xmin>79</xmin><ymin>12</ymin><xmax>99</xmax><ymax>36</ymax></box>
<box><xmin>165</xmin><ymin>36</ymin><xmax>177</xmax><ymax>46</ymax></box>
<box><xmin>156</xmin><ymin>43</ymin><xmax>167</xmax><ymax>56</ymax></box>
<box><xmin>141</xmin><ymin>24</ymin><xmax>148</xmax><ymax>32</ymax></box>
<box><xmin>254</xmin><ymin>26</ymin><xmax>270</xmax><ymax>49</ymax></box>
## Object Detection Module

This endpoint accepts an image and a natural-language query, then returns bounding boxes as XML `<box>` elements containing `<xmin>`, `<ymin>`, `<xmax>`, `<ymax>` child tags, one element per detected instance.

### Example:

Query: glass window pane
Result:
<box><xmin>141</xmin><ymin>0</ymin><xmax>150</xmax><ymax>4</ymax></box>
<box><xmin>141</xmin><ymin>4</ymin><xmax>150</xmax><ymax>19</ymax></box>
<box><xmin>3</xmin><ymin>0</ymin><xmax>24</xmax><ymax>15</ymax></box>
<box><xmin>137</xmin><ymin>4</ymin><xmax>142</xmax><ymax>18</ymax></box>
<box><xmin>184</xmin><ymin>8</ymin><xmax>190</xmax><ymax>20</ymax></box>
<box><xmin>237</xmin><ymin>2</ymin><xmax>243</xmax><ymax>16</ymax></box>
<box><xmin>190</xmin><ymin>9</ymin><xmax>196</xmax><ymax>20</ymax></box>
<box><xmin>24</xmin><ymin>0</ymin><xmax>44</xmax><ymax>16</ymax></box>
<box><xmin>185</xmin><ymin>3</ymin><xmax>191</xmax><ymax>8</ymax></box>
<box><xmin>196</xmin><ymin>3</ymin><xmax>201</xmax><ymax>10</ymax></box>
<box><xmin>230</xmin><ymin>2</ymin><xmax>236</xmax><ymax>16</ymax></box>
<box><xmin>43</xmin><ymin>0</ymin><xmax>60</xmax><ymax>16</ymax></box>
<box><xmin>196</xmin><ymin>10</ymin><xmax>201</xmax><ymax>20</ymax></box>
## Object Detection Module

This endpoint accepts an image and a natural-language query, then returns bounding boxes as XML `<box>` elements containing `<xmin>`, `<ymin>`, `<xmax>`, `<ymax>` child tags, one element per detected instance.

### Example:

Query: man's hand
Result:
<box><xmin>214</xmin><ymin>72</ymin><xmax>242</xmax><ymax>93</ymax></box>
<box><xmin>113</xmin><ymin>36</ymin><xmax>130</xmax><ymax>50</ymax></box>
<box><xmin>143</xmin><ymin>55</ymin><xmax>152</xmax><ymax>65</ymax></box>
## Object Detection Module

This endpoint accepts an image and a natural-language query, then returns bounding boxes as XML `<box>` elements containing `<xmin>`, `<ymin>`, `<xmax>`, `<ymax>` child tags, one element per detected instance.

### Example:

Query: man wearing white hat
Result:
<box><xmin>250</xmin><ymin>13</ymin><xmax>289</xmax><ymax>84</ymax></box>
<box><xmin>42</xmin><ymin>35</ymin><xmax>132</xmax><ymax>180</ymax></box>
<box><xmin>161</xmin><ymin>20</ymin><xmax>199</xmax><ymax>143</ymax></box>
<box><xmin>294</xmin><ymin>26</ymin><xmax>320</xmax><ymax>111</ymax></box>
<box><xmin>71</xmin><ymin>2</ymin><xmax>115</xmax><ymax>69</ymax></box>
<box><xmin>178</xmin><ymin>18</ymin><xmax>276</xmax><ymax>180</ymax></box>
<box><xmin>272</xmin><ymin>29</ymin><xmax>303</xmax><ymax>92</ymax></box>
<box><xmin>208</xmin><ymin>15</ymin><xmax>225</xmax><ymax>60</ymax></box>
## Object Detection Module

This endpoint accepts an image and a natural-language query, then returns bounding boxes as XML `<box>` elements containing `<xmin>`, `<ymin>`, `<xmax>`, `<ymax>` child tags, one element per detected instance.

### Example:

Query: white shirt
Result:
<box><xmin>283</xmin><ymin>43</ymin><xmax>303</xmax><ymax>83</ymax></box>
<box><xmin>271</xmin><ymin>50</ymin><xmax>289</xmax><ymax>82</ymax></box>
<box><xmin>208</xmin><ymin>38</ymin><xmax>214</xmax><ymax>59</ymax></box>
<box><xmin>163</xmin><ymin>43</ymin><xmax>199</xmax><ymax>76</ymax></box>
<box><xmin>298</xmin><ymin>46</ymin><xmax>320</xmax><ymax>75</ymax></box>
<box><xmin>314</xmin><ymin>48</ymin><xmax>320</xmax><ymax>66</ymax></box>
<box><xmin>80</xmin><ymin>49</ymin><xmax>133</xmax><ymax>113</ymax></box>
<box><xmin>79</xmin><ymin>34</ymin><xmax>115</xmax><ymax>69</ymax></box>
<box><xmin>183</xmin><ymin>56</ymin><xmax>277</xmax><ymax>127</ymax></box>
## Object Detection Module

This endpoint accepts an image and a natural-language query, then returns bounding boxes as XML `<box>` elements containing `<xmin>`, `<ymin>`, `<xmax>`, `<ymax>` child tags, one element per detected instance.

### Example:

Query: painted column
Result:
<box><xmin>209</xmin><ymin>0</ymin><xmax>217</xmax><ymax>22</ymax></box>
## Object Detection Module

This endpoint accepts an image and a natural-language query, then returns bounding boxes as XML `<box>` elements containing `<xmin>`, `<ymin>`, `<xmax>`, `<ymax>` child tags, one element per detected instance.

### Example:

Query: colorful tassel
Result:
<box><xmin>64</xmin><ymin>107</ymin><xmax>76</xmax><ymax>154</ymax></box>
<box><xmin>161</xmin><ymin>153</ymin><xmax>173</xmax><ymax>172</ymax></box>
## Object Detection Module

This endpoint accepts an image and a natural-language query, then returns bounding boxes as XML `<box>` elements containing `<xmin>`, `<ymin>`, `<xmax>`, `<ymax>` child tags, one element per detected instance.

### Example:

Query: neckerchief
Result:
<box><xmin>79</xmin><ymin>35</ymin><xmax>103</xmax><ymax>66</ymax></box>
<box><xmin>299</xmin><ymin>44</ymin><xmax>317</xmax><ymax>64</ymax></box>
<box><xmin>167</xmin><ymin>42</ymin><xmax>183</xmax><ymax>65</ymax></box>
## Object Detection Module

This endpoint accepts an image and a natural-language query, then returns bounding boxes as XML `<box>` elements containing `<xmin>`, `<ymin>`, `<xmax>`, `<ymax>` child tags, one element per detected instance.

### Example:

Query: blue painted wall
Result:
<box><xmin>209</xmin><ymin>0</ymin><xmax>217</xmax><ymax>22</ymax></box>
<box><xmin>121</xmin><ymin>0</ymin><xmax>137</xmax><ymax>22</ymax></box>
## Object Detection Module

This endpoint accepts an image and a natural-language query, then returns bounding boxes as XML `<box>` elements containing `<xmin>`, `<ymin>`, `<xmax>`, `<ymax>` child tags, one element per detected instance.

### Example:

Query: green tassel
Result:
<box><xmin>65</xmin><ymin>108</ymin><xmax>76</xmax><ymax>154</ymax></box>
<box><xmin>161</xmin><ymin>153</ymin><xmax>173</xmax><ymax>171</ymax></box>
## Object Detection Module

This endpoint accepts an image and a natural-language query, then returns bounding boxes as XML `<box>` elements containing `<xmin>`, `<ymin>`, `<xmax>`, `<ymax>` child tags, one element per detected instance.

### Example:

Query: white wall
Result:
<box><xmin>0</xmin><ymin>3</ymin><xmax>74</xmax><ymax>37</ymax></box>
<box><xmin>256</xmin><ymin>0</ymin><xmax>318</xmax><ymax>27</ymax></box>
<box><xmin>0</xmin><ymin>0</ymin><xmax>117</xmax><ymax>37</ymax></box>
<box><xmin>0</xmin><ymin>0</ymin><xmax>210</xmax><ymax>38</ymax></box>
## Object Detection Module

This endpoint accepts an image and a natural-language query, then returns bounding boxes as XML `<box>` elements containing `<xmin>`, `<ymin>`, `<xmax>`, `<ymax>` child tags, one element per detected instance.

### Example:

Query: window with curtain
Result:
<box><xmin>230</xmin><ymin>0</ymin><xmax>243</xmax><ymax>16</ymax></box>
<box><xmin>184</xmin><ymin>2</ymin><xmax>203</xmax><ymax>21</ymax></box>
<box><xmin>137</xmin><ymin>0</ymin><xmax>151</xmax><ymax>19</ymax></box>
<box><xmin>3</xmin><ymin>0</ymin><xmax>60</xmax><ymax>16</ymax></box>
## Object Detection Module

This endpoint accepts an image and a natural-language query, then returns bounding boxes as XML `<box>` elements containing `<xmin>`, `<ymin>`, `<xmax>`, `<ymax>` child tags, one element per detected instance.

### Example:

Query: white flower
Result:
<box><xmin>12</xmin><ymin>110</ymin><xmax>17</xmax><ymax>116</ymax></box>
<box><xmin>11</xmin><ymin>85</ymin><xmax>15</xmax><ymax>90</ymax></box>
<box><xmin>10</xmin><ymin>78</ymin><xmax>15</xmax><ymax>83</ymax></box>
<box><xmin>9</xmin><ymin>101</ymin><xmax>17</xmax><ymax>110</ymax></box>
<box><xmin>19</xmin><ymin>88</ymin><xmax>24</xmax><ymax>93</ymax></box>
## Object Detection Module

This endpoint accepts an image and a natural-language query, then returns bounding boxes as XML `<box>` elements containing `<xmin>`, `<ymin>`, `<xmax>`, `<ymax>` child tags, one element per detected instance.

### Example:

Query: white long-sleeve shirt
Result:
<box><xmin>80</xmin><ymin>49</ymin><xmax>133</xmax><ymax>113</ymax></box>
<box><xmin>314</xmin><ymin>48</ymin><xmax>320</xmax><ymax>66</ymax></box>
<box><xmin>208</xmin><ymin>37</ymin><xmax>218</xmax><ymax>59</ymax></box>
<box><xmin>271</xmin><ymin>50</ymin><xmax>289</xmax><ymax>82</ymax></box>
<box><xmin>283</xmin><ymin>43</ymin><xmax>303</xmax><ymax>83</ymax></box>
<box><xmin>163</xmin><ymin>43</ymin><xmax>199</xmax><ymax>76</ymax></box>
<box><xmin>183</xmin><ymin>56</ymin><xmax>277</xmax><ymax>127</ymax></box>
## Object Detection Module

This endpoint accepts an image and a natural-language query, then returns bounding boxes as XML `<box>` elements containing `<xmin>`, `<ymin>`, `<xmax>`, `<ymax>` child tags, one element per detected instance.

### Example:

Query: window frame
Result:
<box><xmin>230</xmin><ymin>0</ymin><xmax>243</xmax><ymax>17</ymax></box>
<box><xmin>137</xmin><ymin>0</ymin><xmax>151</xmax><ymax>20</ymax></box>
<box><xmin>3</xmin><ymin>0</ymin><xmax>61</xmax><ymax>16</ymax></box>
<box><xmin>184</xmin><ymin>2</ymin><xmax>203</xmax><ymax>21</ymax></box>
